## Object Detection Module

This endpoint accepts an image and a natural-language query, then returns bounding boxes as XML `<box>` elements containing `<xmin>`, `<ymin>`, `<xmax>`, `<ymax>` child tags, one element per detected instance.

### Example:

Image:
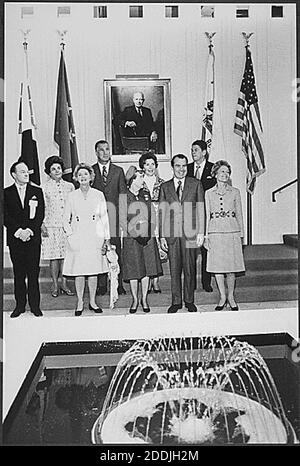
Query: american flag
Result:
<box><xmin>201</xmin><ymin>42</ymin><xmax>215</xmax><ymax>149</ymax></box>
<box><xmin>234</xmin><ymin>46</ymin><xmax>266</xmax><ymax>194</ymax></box>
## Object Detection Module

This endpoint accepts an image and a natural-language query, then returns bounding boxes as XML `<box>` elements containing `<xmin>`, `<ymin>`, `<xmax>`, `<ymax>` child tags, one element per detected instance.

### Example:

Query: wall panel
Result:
<box><xmin>4</xmin><ymin>2</ymin><xmax>297</xmax><ymax>243</ymax></box>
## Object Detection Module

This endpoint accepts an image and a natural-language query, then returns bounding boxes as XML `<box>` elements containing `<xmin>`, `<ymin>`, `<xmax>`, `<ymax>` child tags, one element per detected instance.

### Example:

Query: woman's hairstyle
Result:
<box><xmin>211</xmin><ymin>160</ymin><xmax>232</xmax><ymax>178</ymax></box>
<box><xmin>73</xmin><ymin>162</ymin><xmax>95</xmax><ymax>184</ymax></box>
<box><xmin>138</xmin><ymin>151</ymin><xmax>158</xmax><ymax>169</ymax></box>
<box><xmin>44</xmin><ymin>155</ymin><xmax>65</xmax><ymax>175</ymax></box>
<box><xmin>125</xmin><ymin>165</ymin><xmax>143</xmax><ymax>188</ymax></box>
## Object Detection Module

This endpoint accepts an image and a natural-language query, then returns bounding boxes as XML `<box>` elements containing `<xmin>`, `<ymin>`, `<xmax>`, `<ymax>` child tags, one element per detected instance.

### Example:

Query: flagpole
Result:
<box><xmin>21</xmin><ymin>29</ymin><xmax>30</xmax><ymax>80</ymax></box>
<box><xmin>243</xmin><ymin>32</ymin><xmax>253</xmax><ymax>246</ymax></box>
<box><xmin>202</xmin><ymin>32</ymin><xmax>216</xmax><ymax>149</ymax></box>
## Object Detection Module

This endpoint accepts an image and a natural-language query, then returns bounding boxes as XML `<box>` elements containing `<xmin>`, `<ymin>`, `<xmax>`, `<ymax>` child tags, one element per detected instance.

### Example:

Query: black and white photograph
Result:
<box><xmin>1</xmin><ymin>1</ymin><xmax>299</xmax><ymax>449</ymax></box>
<box><xmin>104</xmin><ymin>78</ymin><xmax>171</xmax><ymax>158</ymax></box>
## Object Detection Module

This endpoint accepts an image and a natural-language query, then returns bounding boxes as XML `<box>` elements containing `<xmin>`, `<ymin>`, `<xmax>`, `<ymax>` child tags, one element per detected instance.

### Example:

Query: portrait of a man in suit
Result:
<box><xmin>118</xmin><ymin>91</ymin><xmax>158</xmax><ymax>143</ymax></box>
<box><xmin>108</xmin><ymin>81</ymin><xmax>168</xmax><ymax>156</ymax></box>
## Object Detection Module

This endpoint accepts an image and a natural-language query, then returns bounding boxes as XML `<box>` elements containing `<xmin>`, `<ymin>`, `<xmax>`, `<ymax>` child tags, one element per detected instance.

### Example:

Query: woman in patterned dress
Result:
<box><xmin>204</xmin><ymin>160</ymin><xmax>245</xmax><ymax>311</ymax></box>
<box><xmin>41</xmin><ymin>156</ymin><xmax>75</xmax><ymax>297</ymax></box>
<box><xmin>139</xmin><ymin>151</ymin><xmax>165</xmax><ymax>294</ymax></box>
<box><xmin>63</xmin><ymin>163</ymin><xmax>111</xmax><ymax>316</ymax></box>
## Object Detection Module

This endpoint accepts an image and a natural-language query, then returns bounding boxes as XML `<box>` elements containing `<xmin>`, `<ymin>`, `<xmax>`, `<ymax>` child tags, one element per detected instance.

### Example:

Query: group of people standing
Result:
<box><xmin>4</xmin><ymin>139</ymin><xmax>245</xmax><ymax>318</ymax></box>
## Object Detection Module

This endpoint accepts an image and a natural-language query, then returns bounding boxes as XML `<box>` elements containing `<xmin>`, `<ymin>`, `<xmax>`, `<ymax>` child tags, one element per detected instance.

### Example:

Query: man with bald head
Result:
<box><xmin>118</xmin><ymin>91</ymin><xmax>157</xmax><ymax>149</ymax></box>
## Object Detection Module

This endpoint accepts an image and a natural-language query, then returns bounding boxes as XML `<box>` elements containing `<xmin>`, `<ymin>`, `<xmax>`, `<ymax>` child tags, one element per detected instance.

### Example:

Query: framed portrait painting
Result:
<box><xmin>104</xmin><ymin>78</ymin><xmax>171</xmax><ymax>161</ymax></box>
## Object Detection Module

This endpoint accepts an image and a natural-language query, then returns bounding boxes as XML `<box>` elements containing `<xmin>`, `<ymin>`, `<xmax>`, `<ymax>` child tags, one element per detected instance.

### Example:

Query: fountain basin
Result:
<box><xmin>92</xmin><ymin>387</ymin><xmax>291</xmax><ymax>444</ymax></box>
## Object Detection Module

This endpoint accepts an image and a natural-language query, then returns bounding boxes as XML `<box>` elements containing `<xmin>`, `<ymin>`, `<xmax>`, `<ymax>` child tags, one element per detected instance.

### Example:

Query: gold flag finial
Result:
<box><xmin>242</xmin><ymin>32</ymin><xmax>254</xmax><ymax>46</ymax></box>
<box><xmin>57</xmin><ymin>30</ymin><xmax>68</xmax><ymax>50</ymax></box>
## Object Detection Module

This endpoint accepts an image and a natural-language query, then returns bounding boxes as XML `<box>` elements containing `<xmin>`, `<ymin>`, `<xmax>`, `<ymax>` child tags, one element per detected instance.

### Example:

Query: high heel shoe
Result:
<box><xmin>148</xmin><ymin>283</ymin><xmax>161</xmax><ymax>294</ymax></box>
<box><xmin>141</xmin><ymin>300</ymin><xmax>150</xmax><ymax>313</ymax></box>
<box><xmin>129</xmin><ymin>302</ymin><xmax>138</xmax><ymax>314</ymax></box>
<box><xmin>89</xmin><ymin>304</ymin><xmax>103</xmax><ymax>313</ymax></box>
<box><xmin>153</xmin><ymin>286</ymin><xmax>161</xmax><ymax>294</ymax></box>
<box><xmin>215</xmin><ymin>300</ymin><xmax>227</xmax><ymax>311</ymax></box>
<box><xmin>51</xmin><ymin>289</ymin><xmax>59</xmax><ymax>298</ymax></box>
<box><xmin>61</xmin><ymin>287</ymin><xmax>75</xmax><ymax>296</ymax></box>
<box><xmin>228</xmin><ymin>300</ymin><xmax>239</xmax><ymax>311</ymax></box>
<box><xmin>75</xmin><ymin>307</ymin><xmax>83</xmax><ymax>316</ymax></box>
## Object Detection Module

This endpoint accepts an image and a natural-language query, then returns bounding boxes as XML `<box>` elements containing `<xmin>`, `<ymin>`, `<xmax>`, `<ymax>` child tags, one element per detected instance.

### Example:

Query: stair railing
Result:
<box><xmin>272</xmin><ymin>179</ymin><xmax>297</xmax><ymax>202</ymax></box>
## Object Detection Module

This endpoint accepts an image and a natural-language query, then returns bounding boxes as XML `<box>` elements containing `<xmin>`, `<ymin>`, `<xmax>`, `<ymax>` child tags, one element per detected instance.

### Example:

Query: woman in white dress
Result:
<box><xmin>63</xmin><ymin>163</ymin><xmax>110</xmax><ymax>316</ymax></box>
<box><xmin>41</xmin><ymin>156</ymin><xmax>75</xmax><ymax>297</ymax></box>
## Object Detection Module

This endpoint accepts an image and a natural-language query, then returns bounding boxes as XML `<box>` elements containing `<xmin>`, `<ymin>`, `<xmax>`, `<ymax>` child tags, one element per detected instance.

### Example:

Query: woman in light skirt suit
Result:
<box><xmin>63</xmin><ymin>163</ymin><xmax>110</xmax><ymax>316</ymax></box>
<box><xmin>204</xmin><ymin>160</ymin><xmax>245</xmax><ymax>311</ymax></box>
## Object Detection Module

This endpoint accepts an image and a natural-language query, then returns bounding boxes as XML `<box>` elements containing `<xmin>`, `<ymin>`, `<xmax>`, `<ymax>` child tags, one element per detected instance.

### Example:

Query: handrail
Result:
<box><xmin>272</xmin><ymin>179</ymin><xmax>297</xmax><ymax>202</ymax></box>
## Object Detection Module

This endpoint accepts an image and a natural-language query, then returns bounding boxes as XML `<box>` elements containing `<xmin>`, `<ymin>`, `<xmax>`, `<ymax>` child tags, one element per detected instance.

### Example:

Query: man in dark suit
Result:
<box><xmin>118</xmin><ymin>91</ymin><xmax>158</xmax><ymax>150</ymax></box>
<box><xmin>159</xmin><ymin>154</ymin><xmax>205</xmax><ymax>313</ymax></box>
<box><xmin>92</xmin><ymin>140</ymin><xmax>127</xmax><ymax>295</ymax></box>
<box><xmin>187</xmin><ymin>140</ymin><xmax>216</xmax><ymax>292</ymax></box>
<box><xmin>4</xmin><ymin>161</ymin><xmax>45</xmax><ymax>317</ymax></box>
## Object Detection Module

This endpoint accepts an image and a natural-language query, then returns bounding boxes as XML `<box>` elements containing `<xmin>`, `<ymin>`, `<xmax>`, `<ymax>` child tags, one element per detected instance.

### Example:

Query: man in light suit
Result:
<box><xmin>187</xmin><ymin>140</ymin><xmax>216</xmax><ymax>292</ymax></box>
<box><xmin>92</xmin><ymin>140</ymin><xmax>127</xmax><ymax>295</ymax></box>
<box><xmin>159</xmin><ymin>154</ymin><xmax>205</xmax><ymax>313</ymax></box>
<box><xmin>118</xmin><ymin>91</ymin><xmax>158</xmax><ymax>150</ymax></box>
<box><xmin>4</xmin><ymin>161</ymin><xmax>45</xmax><ymax>317</ymax></box>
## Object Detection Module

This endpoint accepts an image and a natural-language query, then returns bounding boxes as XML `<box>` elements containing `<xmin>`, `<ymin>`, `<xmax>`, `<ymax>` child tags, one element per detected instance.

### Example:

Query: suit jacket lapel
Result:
<box><xmin>94</xmin><ymin>164</ymin><xmax>105</xmax><ymax>190</ymax></box>
<box><xmin>181</xmin><ymin>177</ymin><xmax>190</xmax><ymax>202</ymax></box>
<box><xmin>12</xmin><ymin>184</ymin><xmax>23</xmax><ymax>209</ymax></box>
<box><xmin>105</xmin><ymin>164</ymin><xmax>114</xmax><ymax>186</ymax></box>
<box><xmin>24</xmin><ymin>183</ymin><xmax>32</xmax><ymax>209</ymax></box>
<box><xmin>169</xmin><ymin>179</ymin><xmax>179</xmax><ymax>202</ymax></box>
<box><xmin>201</xmin><ymin>162</ymin><xmax>210</xmax><ymax>181</ymax></box>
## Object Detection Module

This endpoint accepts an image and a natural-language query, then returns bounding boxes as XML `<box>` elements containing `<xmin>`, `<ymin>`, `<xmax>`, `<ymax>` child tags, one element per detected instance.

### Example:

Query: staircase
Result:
<box><xmin>3</xmin><ymin>242</ymin><xmax>298</xmax><ymax>312</ymax></box>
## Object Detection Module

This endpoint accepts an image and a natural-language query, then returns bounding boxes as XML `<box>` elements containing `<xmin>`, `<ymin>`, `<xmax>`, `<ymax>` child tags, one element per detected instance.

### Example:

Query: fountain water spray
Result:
<box><xmin>92</xmin><ymin>336</ymin><xmax>297</xmax><ymax>444</ymax></box>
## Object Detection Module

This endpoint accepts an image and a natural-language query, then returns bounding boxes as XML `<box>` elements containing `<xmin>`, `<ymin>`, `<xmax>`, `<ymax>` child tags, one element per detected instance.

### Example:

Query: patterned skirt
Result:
<box><xmin>41</xmin><ymin>227</ymin><xmax>67</xmax><ymax>260</ymax></box>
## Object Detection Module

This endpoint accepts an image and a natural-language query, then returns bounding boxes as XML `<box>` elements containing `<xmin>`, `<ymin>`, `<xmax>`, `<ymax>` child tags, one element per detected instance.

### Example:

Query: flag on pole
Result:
<box><xmin>234</xmin><ymin>46</ymin><xmax>266</xmax><ymax>194</ymax></box>
<box><xmin>18</xmin><ymin>43</ymin><xmax>40</xmax><ymax>185</ymax></box>
<box><xmin>54</xmin><ymin>49</ymin><xmax>78</xmax><ymax>182</ymax></box>
<box><xmin>201</xmin><ymin>41</ymin><xmax>215</xmax><ymax>149</ymax></box>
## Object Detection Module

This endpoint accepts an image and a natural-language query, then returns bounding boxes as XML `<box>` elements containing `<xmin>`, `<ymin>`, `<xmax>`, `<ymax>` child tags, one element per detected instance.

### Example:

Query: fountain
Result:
<box><xmin>91</xmin><ymin>336</ymin><xmax>297</xmax><ymax>444</ymax></box>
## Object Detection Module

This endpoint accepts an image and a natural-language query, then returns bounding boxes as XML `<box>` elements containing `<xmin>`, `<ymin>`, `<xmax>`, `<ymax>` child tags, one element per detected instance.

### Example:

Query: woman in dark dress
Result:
<box><xmin>139</xmin><ymin>151</ymin><xmax>165</xmax><ymax>293</ymax></box>
<box><xmin>121</xmin><ymin>166</ymin><xmax>163</xmax><ymax>314</ymax></box>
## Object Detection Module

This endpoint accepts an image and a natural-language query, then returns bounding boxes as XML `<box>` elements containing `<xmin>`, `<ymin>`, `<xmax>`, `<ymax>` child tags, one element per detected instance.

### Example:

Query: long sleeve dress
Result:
<box><xmin>120</xmin><ymin>189</ymin><xmax>163</xmax><ymax>281</ymax></box>
<box><xmin>142</xmin><ymin>174</ymin><xmax>168</xmax><ymax>263</ymax></box>
<box><xmin>62</xmin><ymin>188</ymin><xmax>110</xmax><ymax>276</ymax></box>
<box><xmin>41</xmin><ymin>178</ymin><xmax>74</xmax><ymax>260</ymax></box>
<box><xmin>205</xmin><ymin>185</ymin><xmax>245</xmax><ymax>274</ymax></box>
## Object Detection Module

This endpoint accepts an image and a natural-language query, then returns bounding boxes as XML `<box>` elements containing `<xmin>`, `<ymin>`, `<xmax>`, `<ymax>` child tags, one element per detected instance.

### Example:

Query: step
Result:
<box><xmin>2</xmin><ymin>244</ymin><xmax>298</xmax><ymax>279</ymax></box>
<box><xmin>3</xmin><ymin>266</ymin><xmax>298</xmax><ymax>295</ymax></box>
<box><xmin>3</xmin><ymin>283</ymin><xmax>298</xmax><ymax>312</ymax></box>
<box><xmin>283</xmin><ymin>234</ymin><xmax>298</xmax><ymax>249</ymax></box>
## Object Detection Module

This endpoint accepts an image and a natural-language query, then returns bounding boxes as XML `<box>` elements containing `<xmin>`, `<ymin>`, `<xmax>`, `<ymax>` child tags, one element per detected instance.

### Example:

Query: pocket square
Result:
<box><xmin>29</xmin><ymin>198</ymin><xmax>38</xmax><ymax>219</ymax></box>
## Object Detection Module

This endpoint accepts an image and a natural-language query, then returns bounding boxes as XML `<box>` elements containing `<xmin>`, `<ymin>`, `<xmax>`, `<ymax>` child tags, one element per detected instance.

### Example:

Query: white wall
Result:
<box><xmin>4</xmin><ymin>2</ymin><xmax>297</xmax><ymax>243</ymax></box>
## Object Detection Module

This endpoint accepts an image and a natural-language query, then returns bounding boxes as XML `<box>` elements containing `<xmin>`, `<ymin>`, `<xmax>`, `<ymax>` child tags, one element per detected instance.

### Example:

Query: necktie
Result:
<box><xmin>176</xmin><ymin>180</ymin><xmax>182</xmax><ymax>201</ymax></box>
<box><xmin>138</xmin><ymin>108</ymin><xmax>142</xmax><ymax>117</ymax></box>
<box><xmin>195</xmin><ymin>165</ymin><xmax>201</xmax><ymax>180</ymax></box>
<box><xmin>102</xmin><ymin>165</ymin><xmax>107</xmax><ymax>186</ymax></box>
